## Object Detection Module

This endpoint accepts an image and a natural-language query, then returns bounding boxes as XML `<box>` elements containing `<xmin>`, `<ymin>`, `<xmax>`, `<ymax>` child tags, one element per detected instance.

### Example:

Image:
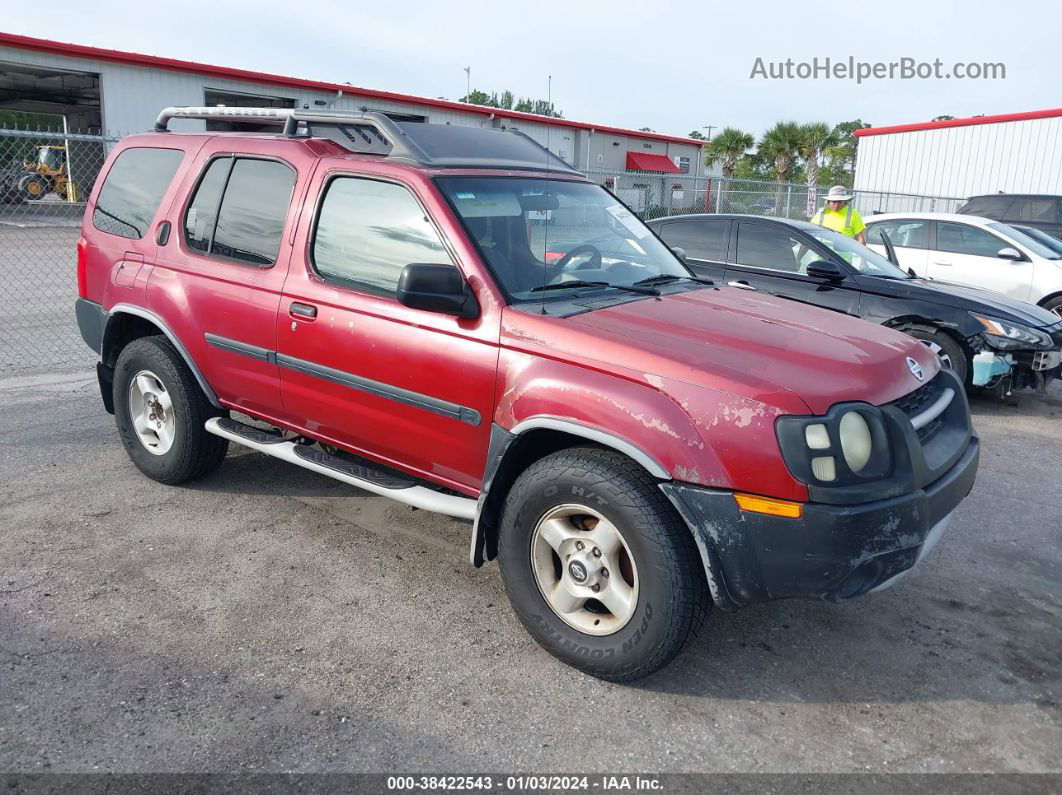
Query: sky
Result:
<box><xmin>11</xmin><ymin>0</ymin><xmax>1061</xmax><ymax>139</ymax></box>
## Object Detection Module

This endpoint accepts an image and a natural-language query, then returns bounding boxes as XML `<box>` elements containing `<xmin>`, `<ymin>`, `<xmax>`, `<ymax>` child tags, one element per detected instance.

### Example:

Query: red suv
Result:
<box><xmin>74</xmin><ymin>107</ymin><xmax>979</xmax><ymax>681</ymax></box>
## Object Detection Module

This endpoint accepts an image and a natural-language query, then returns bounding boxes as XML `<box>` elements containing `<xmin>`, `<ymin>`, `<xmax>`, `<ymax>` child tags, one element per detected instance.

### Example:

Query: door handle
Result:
<box><xmin>289</xmin><ymin>302</ymin><xmax>318</xmax><ymax>319</ymax></box>
<box><xmin>932</xmin><ymin>259</ymin><xmax>952</xmax><ymax>266</ymax></box>
<box><xmin>727</xmin><ymin>280</ymin><xmax>757</xmax><ymax>291</ymax></box>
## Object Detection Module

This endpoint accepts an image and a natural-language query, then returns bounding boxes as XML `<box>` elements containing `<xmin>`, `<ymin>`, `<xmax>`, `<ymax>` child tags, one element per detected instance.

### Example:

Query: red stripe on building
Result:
<box><xmin>855</xmin><ymin>108</ymin><xmax>1062</xmax><ymax>137</ymax></box>
<box><xmin>0</xmin><ymin>32</ymin><xmax>703</xmax><ymax>148</ymax></box>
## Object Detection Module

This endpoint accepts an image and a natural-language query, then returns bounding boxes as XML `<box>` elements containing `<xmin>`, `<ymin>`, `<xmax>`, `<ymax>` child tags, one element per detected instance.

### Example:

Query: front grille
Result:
<box><xmin>888</xmin><ymin>373</ymin><xmax>944</xmax><ymax>444</ymax></box>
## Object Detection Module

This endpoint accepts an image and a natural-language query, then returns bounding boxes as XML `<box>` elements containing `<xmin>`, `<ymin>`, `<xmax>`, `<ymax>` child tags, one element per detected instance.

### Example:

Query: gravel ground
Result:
<box><xmin>1</xmin><ymin>369</ymin><xmax>1060</xmax><ymax>775</ymax></box>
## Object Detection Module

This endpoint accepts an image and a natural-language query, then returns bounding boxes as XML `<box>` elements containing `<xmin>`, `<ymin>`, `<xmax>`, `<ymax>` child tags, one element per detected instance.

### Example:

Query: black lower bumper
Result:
<box><xmin>661</xmin><ymin>434</ymin><xmax>980</xmax><ymax>611</ymax></box>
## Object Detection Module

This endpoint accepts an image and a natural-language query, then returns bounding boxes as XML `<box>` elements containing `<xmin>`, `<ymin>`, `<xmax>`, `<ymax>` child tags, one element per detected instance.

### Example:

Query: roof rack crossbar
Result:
<box><xmin>153</xmin><ymin>106</ymin><xmax>582</xmax><ymax>174</ymax></box>
<box><xmin>154</xmin><ymin>106</ymin><xmax>428</xmax><ymax>161</ymax></box>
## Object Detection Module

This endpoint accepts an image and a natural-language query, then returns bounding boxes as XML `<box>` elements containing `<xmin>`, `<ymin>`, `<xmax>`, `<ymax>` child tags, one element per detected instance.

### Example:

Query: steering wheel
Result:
<box><xmin>554</xmin><ymin>244</ymin><xmax>603</xmax><ymax>271</ymax></box>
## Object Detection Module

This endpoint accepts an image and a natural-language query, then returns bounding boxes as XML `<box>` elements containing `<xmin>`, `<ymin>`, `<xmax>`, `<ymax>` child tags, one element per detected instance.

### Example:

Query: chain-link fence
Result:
<box><xmin>0</xmin><ymin>127</ymin><xmax>115</xmax><ymax>371</ymax></box>
<box><xmin>0</xmin><ymin>125</ymin><xmax>967</xmax><ymax>374</ymax></box>
<box><xmin>582</xmin><ymin>168</ymin><xmax>965</xmax><ymax>221</ymax></box>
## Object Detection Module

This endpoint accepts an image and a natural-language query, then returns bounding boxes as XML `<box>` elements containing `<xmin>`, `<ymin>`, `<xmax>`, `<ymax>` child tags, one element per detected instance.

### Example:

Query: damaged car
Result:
<box><xmin>649</xmin><ymin>214</ymin><xmax>1062</xmax><ymax>393</ymax></box>
<box><xmin>77</xmin><ymin>108</ymin><xmax>980</xmax><ymax>682</ymax></box>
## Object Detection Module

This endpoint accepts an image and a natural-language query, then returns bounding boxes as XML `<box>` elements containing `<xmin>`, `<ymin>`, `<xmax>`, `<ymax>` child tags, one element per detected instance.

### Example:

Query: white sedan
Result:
<box><xmin>864</xmin><ymin>213</ymin><xmax>1062</xmax><ymax>318</ymax></box>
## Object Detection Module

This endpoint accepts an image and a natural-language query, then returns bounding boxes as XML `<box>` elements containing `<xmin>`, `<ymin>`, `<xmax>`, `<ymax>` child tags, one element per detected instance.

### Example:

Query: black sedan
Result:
<box><xmin>647</xmin><ymin>214</ymin><xmax>1062</xmax><ymax>392</ymax></box>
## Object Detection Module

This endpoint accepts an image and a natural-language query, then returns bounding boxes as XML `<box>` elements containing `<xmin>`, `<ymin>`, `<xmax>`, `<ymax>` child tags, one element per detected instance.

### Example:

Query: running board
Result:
<box><xmin>205</xmin><ymin>417</ymin><xmax>476</xmax><ymax>520</ymax></box>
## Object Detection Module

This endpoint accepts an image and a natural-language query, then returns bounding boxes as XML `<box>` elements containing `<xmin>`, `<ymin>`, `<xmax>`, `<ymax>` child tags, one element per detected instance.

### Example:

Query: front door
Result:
<box><xmin>929</xmin><ymin>221</ymin><xmax>1035</xmax><ymax>300</ymax></box>
<box><xmin>725</xmin><ymin>221</ymin><xmax>861</xmax><ymax>316</ymax></box>
<box><xmin>277</xmin><ymin>171</ymin><xmax>499</xmax><ymax>494</ymax></box>
<box><xmin>653</xmin><ymin>218</ymin><xmax>731</xmax><ymax>281</ymax></box>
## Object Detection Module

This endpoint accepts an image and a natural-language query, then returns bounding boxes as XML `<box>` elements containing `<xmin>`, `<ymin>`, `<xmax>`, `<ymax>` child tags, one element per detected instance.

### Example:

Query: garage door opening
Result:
<box><xmin>0</xmin><ymin>61</ymin><xmax>102</xmax><ymax>132</ymax></box>
<box><xmin>203</xmin><ymin>88</ymin><xmax>296</xmax><ymax>131</ymax></box>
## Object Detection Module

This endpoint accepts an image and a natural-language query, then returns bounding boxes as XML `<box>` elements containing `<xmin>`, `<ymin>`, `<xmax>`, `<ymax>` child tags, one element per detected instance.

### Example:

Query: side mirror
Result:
<box><xmin>806</xmin><ymin>259</ymin><xmax>844</xmax><ymax>280</ymax></box>
<box><xmin>396</xmin><ymin>263</ymin><xmax>479</xmax><ymax>319</ymax></box>
<box><xmin>997</xmin><ymin>247</ymin><xmax>1023</xmax><ymax>261</ymax></box>
<box><xmin>671</xmin><ymin>246</ymin><xmax>687</xmax><ymax>262</ymax></box>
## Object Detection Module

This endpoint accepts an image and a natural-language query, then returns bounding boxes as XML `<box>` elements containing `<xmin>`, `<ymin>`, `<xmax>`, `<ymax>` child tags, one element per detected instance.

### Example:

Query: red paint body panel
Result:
<box><xmin>80</xmin><ymin>128</ymin><xmax>943</xmax><ymax>506</ymax></box>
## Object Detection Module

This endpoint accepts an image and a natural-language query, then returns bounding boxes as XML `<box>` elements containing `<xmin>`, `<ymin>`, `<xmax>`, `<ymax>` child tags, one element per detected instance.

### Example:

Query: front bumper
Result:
<box><xmin>661</xmin><ymin>433</ymin><xmax>979</xmax><ymax>611</ymax></box>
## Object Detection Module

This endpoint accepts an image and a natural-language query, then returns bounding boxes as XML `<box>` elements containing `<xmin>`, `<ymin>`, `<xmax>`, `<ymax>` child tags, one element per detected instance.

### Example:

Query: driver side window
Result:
<box><xmin>936</xmin><ymin>222</ymin><xmax>1006</xmax><ymax>258</ymax></box>
<box><xmin>735</xmin><ymin>223</ymin><xmax>807</xmax><ymax>273</ymax></box>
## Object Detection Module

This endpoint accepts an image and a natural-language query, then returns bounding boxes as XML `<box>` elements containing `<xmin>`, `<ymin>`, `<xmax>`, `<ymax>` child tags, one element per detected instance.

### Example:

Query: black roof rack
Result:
<box><xmin>154</xmin><ymin>106</ymin><xmax>581</xmax><ymax>174</ymax></box>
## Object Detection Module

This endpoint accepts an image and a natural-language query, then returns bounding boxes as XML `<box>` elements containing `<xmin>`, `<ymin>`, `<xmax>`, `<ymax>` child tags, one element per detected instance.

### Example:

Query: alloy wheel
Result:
<box><xmin>530</xmin><ymin>504</ymin><xmax>639</xmax><ymax>636</ymax></box>
<box><xmin>128</xmin><ymin>369</ymin><xmax>175</xmax><ymax>455</ymax></box>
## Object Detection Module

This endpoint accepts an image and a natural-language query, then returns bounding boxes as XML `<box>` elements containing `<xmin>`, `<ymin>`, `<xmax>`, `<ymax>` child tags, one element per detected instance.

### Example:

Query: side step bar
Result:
<box><xmin>205</xmin><ymin>417</ymin><xmax>476</xmax><ymax>521</ymax></box>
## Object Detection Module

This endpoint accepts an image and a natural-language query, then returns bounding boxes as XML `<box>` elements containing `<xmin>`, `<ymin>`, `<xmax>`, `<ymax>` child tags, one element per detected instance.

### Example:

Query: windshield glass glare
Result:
<box><xmin>989</xmin><ymin>223</ymin><xmax>1062</xmax><ymax>259</ymax></box>
<box><xmin>807</xmin><ymin>226</ymin><xmax>911</xmax><ymax>278</ymax></box>
<box><xmin>436</xmin><ymin>176</ymin><xmax>689</xmax><ymax>301</ymax></box>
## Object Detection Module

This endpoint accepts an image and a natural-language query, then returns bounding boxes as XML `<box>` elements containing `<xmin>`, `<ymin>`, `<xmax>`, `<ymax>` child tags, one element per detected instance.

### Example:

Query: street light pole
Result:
<box><xmin>464</xmin><ymin>67</ymin><xmax>470</xmax><ymax>102</ymax></box>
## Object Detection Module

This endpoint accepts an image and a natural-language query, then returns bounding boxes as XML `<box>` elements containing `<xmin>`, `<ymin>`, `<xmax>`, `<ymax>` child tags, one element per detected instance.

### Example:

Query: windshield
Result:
<box><xmin>1015</xmin><ymin>226</ymin><xmax>1062</xmax><ymax>256</ymax></box>
<box><xmin>989</xmin><ymin>223</ymin><xmax>1062</xmax><ymax>259</ymax></box>
<box><xmin>436</xmin><ymin>176</ymin><xmax>689</xmax><ymax>301</ymax></box>
<box><xmin>805</xmin><ymin>226</ymin><xmax>911</xmax><ymax>278</ymax></box>
<box><xmin>38</xmin><ymin>147</ymin><xmax>63</xmax><ymax>170</ymax></box>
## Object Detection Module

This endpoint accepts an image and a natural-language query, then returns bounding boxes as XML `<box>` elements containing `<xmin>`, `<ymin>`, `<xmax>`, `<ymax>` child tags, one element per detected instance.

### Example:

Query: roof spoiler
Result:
<box><xmin>152</xmin><ymin>106</ymin><xmax>582</xmax><ymax>174</ymax></box>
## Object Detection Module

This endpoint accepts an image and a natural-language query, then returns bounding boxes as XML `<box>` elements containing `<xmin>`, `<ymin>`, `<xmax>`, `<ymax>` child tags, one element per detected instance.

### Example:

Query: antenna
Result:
<box><xmin>540</xmin><ymin>75</ymin><xmax>553</xmax><ymax>315</ymax></box>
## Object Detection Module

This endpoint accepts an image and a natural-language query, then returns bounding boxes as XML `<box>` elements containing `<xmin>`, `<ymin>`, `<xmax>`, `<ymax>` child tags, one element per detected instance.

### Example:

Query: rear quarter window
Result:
<box><xmin>959</xmin><ymin>196</ymin><xmax>1015</xmax><ymax>219</ymax></box>
<box><xmin>92</xmin><ymin>147</ymin><xmax>183</xmax><ymax>240</ymax></box>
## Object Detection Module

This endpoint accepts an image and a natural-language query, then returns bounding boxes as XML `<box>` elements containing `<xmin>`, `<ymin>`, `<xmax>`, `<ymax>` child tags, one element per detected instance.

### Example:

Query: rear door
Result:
<box><xmin>88</xmin><ymin>146</ymin><xmax>185</xmax><ymax>301</ymax></box>
<box><xmin>1014</xmin><ymin>197</ymin><xmax>1062</xmax><ymax>238</ymax></box>
<box><xmin>276</xmin><ymin>168</ymin><xmax>500</xmax><ymax>494</ymax></box>
<box><xmin>725</xmin><ymin>221</ymin><xmax>862</xmax><ymax>315</ymax></box>
<box><xmin>150</xmin><ymin>142</ymin><xmax>304</xmax><ymax>420</ymax></box>
<box><xmin>865</xmin><ymin>219</ymin><xmax>930</xmax><ymax>275</ymax></box>
<box><xmin>928</xmin><ymin>220</ymin><xmax>1035</xmax><ymax>300</ymax></box>
<box><xmin>652</xmin><ymin>218</ymin><xmax>731</xmax><ymax>280</ymax></box>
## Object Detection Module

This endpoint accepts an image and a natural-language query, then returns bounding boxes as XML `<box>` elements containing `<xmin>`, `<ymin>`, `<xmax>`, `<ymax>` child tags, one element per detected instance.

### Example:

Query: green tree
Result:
<box><xmin>460</xmin><ymin>89</ymin><xmax>563</xmax><ymax>118</ymax></box>
<box><xmin>824</xmin><ymin>119</ymin><xmax>870</xmax><ymax>185</ymax></box>
<box><xmin>460</xmin><ymin>89</ymin><xmax>493</xmax><ymax>106</ymax></box>
<box><xmin>639</xmin><ymin>126</ymin><xmax>656</xmax><ymax>132</ymax></box>
<box><xmin>758</xmin><ymin>121</ymin><xmax>803</xmax><ymax>214</ymax></box>
<box><xmin>688</xmin><ymin>130</ymin><xmax>707</xmax><ymax>140</ymax></box>
<box><xmin>797</xmin><ymin>122</ymin><xmax>833</xmax><ymax>195</ymax></box>
<box><xmin>932</xmin><ymin>115</ymin><xmax>955</xmax><ymax>121</ymax></box>
<box><xmin>703</xmin><ymin>127</ymin><xmax>754</xmax><ymax>179</ymax></box>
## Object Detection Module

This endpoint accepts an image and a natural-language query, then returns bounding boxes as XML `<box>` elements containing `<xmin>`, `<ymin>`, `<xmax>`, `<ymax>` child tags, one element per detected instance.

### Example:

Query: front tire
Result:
<box><xmin>113</xmin><ymin>336</ymin><xmax>228</xmax><ymax>484</ymax></box>
<box><xmin>903</xmin><ymin>326</ymin><xmax>969</xmax><ymax>385</ymax></box>
<box><xmin>498</xmin><ymin>447</ymin><xmax>709</xmax><ymax>682</ymax></box>
<box><xmin>1042</xmin><ymin>295</ymin><xmax>1062</xmax><ymax>320</ymax></box>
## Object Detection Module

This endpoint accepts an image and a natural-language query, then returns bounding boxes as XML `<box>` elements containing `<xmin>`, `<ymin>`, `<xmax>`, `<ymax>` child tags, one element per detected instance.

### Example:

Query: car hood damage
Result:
<box><xmin>509</xmin><ymin>287</ymin><xmax>940</xmax><ymax>416</ymax></box>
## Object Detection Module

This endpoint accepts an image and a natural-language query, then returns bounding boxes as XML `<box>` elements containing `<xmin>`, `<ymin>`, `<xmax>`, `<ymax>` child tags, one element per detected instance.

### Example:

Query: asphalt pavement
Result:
<box><xmin>1</xmin><ymin>369</ymin><xmax>1060</xmax><ymax>774</ymax></box>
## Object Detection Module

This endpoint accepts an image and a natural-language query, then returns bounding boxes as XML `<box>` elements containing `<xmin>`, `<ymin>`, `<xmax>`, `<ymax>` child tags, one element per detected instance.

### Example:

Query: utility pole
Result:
<box><xmin>702</xmin><ymin>124</ymin><xmax>716</xmax><ymax>140</ymax></box>
<box><xmin>463</xmin><ymin>67</ymin><xmax>471</xmax><ymax>102</ymax></box>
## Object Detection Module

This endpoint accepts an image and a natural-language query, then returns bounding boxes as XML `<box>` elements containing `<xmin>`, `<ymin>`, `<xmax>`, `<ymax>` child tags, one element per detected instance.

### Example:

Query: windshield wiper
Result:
<box><xmin>530</xmin><ymin>280</ymin><xmax>660</xmax><ymax>296</ymax></box>
<box><xmin>633</xmin><ymin>274</ymin><xmax>715</xmax><ymax>287</ymax></box>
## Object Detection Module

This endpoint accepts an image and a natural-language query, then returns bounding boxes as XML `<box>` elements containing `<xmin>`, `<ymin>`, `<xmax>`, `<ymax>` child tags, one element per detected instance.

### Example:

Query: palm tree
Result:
<box><xmin>797</xmin><ymin>122</ymin><xmax>833</xmax><ymax>214</ymax></box>
<box><xmin>758</xmin><ymin>121</ymin><xmax>803</xmax><ymax>215</ymax></box>
<box><xmin>703</xmin><ymin>127</ymin><xmax>754</xmax><ymax>179</ymax></box>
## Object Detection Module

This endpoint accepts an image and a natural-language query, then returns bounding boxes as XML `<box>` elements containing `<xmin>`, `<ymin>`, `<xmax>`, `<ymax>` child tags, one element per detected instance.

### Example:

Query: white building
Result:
<box><xmin>0</xmin><ymin>31</ymin><xmax>704</xmax><ymax>178</ymax></box>
<box><xmin>854</xmin><ymin>108</ymin><xmax>1062</xmax><ymax>200</ymax></box>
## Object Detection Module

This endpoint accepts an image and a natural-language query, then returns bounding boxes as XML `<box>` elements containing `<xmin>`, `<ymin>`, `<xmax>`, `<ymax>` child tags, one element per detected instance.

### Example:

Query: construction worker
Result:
<box><xmin>811</xmin><ymin>185</ymin><xmax>866</xmax><ymax>243</ymax></box>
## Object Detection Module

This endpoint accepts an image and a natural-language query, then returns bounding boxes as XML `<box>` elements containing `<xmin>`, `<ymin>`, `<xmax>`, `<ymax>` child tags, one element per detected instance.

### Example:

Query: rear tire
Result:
<box><xmin>17</xmin><ymin>174</ymin><xmax>49</xmax><ymax>202</ymax></box>
<box><xmin>113</xmin><ymin>336</ymin><xmax>228</xmax><ymax>484</ymax></box>
<box><xmin>498</xmin><ymin>447</ymin><xmax>709</xmax><ymax>682</ymax></box>
<box><xmin>902</xmin><ymin>327</ymin><xmax>969</xmax><ymax>385</ymax></box>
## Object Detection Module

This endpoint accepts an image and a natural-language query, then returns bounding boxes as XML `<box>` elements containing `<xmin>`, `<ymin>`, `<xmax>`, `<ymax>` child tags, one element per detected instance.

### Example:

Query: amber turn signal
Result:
<box><xmin>733</xmin><ymin>493</ymin><xmax>804</xmax><ymax>519</ymax></box>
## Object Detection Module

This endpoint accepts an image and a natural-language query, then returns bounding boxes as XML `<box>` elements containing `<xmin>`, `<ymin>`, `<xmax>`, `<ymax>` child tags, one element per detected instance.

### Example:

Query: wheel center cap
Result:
<box><xmin>568</xmin><ymin>560</ymin><xmax>589</xmax><ymax>584</ymax></box>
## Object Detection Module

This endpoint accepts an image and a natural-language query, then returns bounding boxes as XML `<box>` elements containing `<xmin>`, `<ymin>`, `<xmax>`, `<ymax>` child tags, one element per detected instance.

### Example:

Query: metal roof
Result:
<box><xmin>0</xmin><ymin>32</ymin><xmax>705</xmax><ymax>148</ymax></box>
<box><xmin>855</xmin><ymin>108</ymin><xmax>1062</xmax><ymax>138</ymax></box>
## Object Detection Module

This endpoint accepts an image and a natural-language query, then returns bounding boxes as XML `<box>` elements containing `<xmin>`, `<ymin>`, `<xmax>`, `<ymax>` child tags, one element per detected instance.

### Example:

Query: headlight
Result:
<box><xmin>777</xmin><ymin>405</ymin><xmax>892</xmax><ymax>488</ymax></box>
<box><xmin>972</xmin><ymin>314</ymin><xmax>1052</xmax><ymax>347</ymax></box>
<box><xmin>839</xmin><ymin>411</ymin><xmax>873</xmax><ymax>472</ymax></box>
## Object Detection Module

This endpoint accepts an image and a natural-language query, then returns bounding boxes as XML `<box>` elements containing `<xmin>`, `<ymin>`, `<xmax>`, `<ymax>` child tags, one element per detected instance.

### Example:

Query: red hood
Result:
<box><xmin>507</xmin><ymin>287</ymin><xmax>939</xmax><ymax>415</ymax></box>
